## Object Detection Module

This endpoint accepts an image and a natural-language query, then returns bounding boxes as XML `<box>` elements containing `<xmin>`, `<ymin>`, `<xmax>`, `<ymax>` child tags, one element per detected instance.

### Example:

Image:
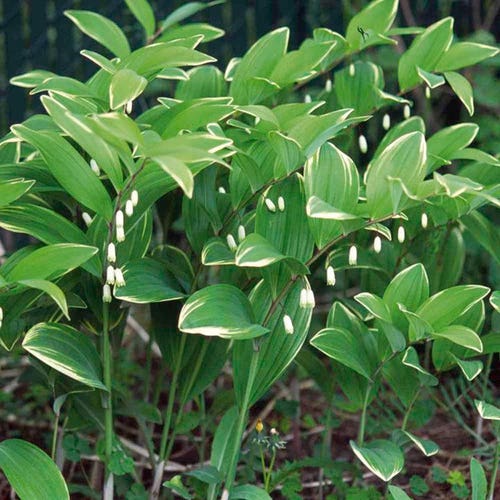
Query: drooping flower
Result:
<box><xmin>115</xmin><ymin>210</ymin><xmax>124</xmax><ymax>228</ymax></box>
<box><xmin>382</xmin><ymin>113</ymin><xmax>391</xmax><ymax>130</ymax></box>
<box><xmin>125</xmin><ymin>200</ymin><xmax>134</xmax><ymax>217</ymax></box>
<box><xmin>349</xmin><ymin>63</ymin><xmax>355</xmax><ymax>77</ymax></box>
<box><xmin>425</xmin><ymin>86</ymin><xmax>431</xmax><ymax>99</ymax></box>
<box><xmin>397</xmin><ymin>226</ymin><xmax>405</xmax><ymax>243</ymax></box>
<box><xmin>226</xmin><ymin>233</ymin><xmax>237</xmax><ymax>251</ymax></box>
<box><xmin>299</xmin><ymin>288</ymin><xmax>308</xmax><ymax>308</ymax></box>
<box><xmin>421</xmin><ymin>212</ymin><xmax>428</xmax><ymax>229</ymax></box>
<box><xmin>265</xmin><ymin>198</ymin><xmax>276</xmax><ymax>213</ymax></box>
<box><xmin>114</xmin><ymin>268</ymin><xmax>126</xmax><ymax>287</ymax></box>
<box><xmin>107</xmin><ymin>243</ymin><xmax>116</xmax><ymax>263</ymax></box>
<box><xmin>326</xmin><ymin>265</ymin><xmax>336</xmax><ymax>286</ymax></box>
<box><xmin>304</xmin><ymin>94</ymin><xmax>312</xmax><ymax>103</ymax></box>
<box><xmin>373</xmin><ymin>235</ymin><xmax>382</xmax><ymax>254</ymax></box>
<box><xmin>283</xmin><ymin>314</ymin><xmax>294</xmax><ymax>334</ymax></box>
<box><xmin>116</xmin><ymin>225</ymin><xmax>125</xmax><ymax>242</ymax></box>
<box><xmin>102</xmin><ymin>284</ymin><xmax>112</xmax><ymax>303</ymax></box>
<box><xmin>278</xmin><ymin>196</ymin><xmax>285</xmax><ymax>212</ymax></box>
<box><xmin>348</xmin><ymin>245</ymin><xmax>357</xmax><ymax>266</ymax></box>
<box><xmin>237</xmin><ymin>225</ymin><xmax>246</xmax><ymax>242</ymax></box>
<box><xmin>325</xmin><ymin>79</ymin><xmax>332</xmax><ymax>92</ymax></box>
<box><xmin>306</xmin><ymin>289</ymin><xmax>315</xmax><ymax>308</ymax></box>
<box><xmin>131</xmin><ymin>190</ymin><xmax>139</xmax><ymax>207</ymax></box>
<box><xmin>90</xmin><ymin>159</ymin><xmax>100</xmax><ymax>176</ymax></box>
<box><xmin>106</xmin><ymin>265</ymin><xmax>115</xmax><ymax>285</ymax></box>
<box><xmin>82</xmin><ymin>212</ymin><xmax>92</xmax><ymax>227</ymax></box>
<box><xmin>403</xmin><ymin>104</ymin><xmax>411</xmax><ymax>119</ymax></box>
<box><xmin>358</xmin><ymin>134</ymin><xmax>368</xmax><ymax>154</ymax></box>
<box><xmin>218</xmin><ymin>186</ymin><xmax>226</xmax><ymax>194</ymax></box>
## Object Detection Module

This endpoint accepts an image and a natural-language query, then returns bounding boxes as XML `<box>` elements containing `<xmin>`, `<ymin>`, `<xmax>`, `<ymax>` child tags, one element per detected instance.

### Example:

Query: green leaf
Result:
<box><xmin>124</xmin><ymin>0</ymin><xmax>155</xmax><ymax>38</ymax></box>
<box><xmin>160</xmin><ymin>24</ymin><xmax>224</xmax><ymax>45</ymax></box>
<box><xmin>432</xmin><ymin>325</ymin><xmax>483</xmax><ymax>353</ymax></box>
<box><xmin>185</xmin><ymin>465</ymin><xmax>222</xmax><ymax>485</ymax></box>
<box><xmin>490</xmin><ymin>291</ymin><xmax>500</xmax><ymax>313</ymax></box>
<box><xmin>445</xmin><ymin>71</ymin><xmax>474</xmax><ymax>116</ymax></box>
<box><xmin>0</xmin><ymin>439</ymin><xmax>69</xmax><ymax>500</ymax></box>
<box><xmin>306</xmin><ymin>196</ymin><xmax>360</xmax><ymax>220</ymax></box>
<box><xmin>474</xmin><ymin>400</ymin><xmax>500</xmax><ymax>420</ymax></box>
<box><xmin>64</xmin><ymin>10</ymin><xmax>130</xmax><ymax>59</ymax></box>
<box><xmin>229</xmin><ymin>484</ymin><xmax>272</xmax><ymax>500</ymax></box>
<box><xmin>121</xmin><ymin>44</ymin><xmax>216</xmax><ymax>75</ymax></box>
<box><xmin>209</xmin><ymin>406</ymin><xmax>238</xmax><ymax>477</ymax></box>
<box><xmin>384</xmin><ymin>264</ymin><xmax>429</xmax><ymax>331</ymax></box>
<box><xmin>109</xmin><ymin>69</ymin><xmax>147</xmax><ymax>110</ymax></box>
<box><xmin>114</xmin><ymin>258</ymin><xmax>185</xmax><ymax>303</ymax></box>
<box><xmin>354</xmin><ymin>292</ymin><xmax>392</xmax><ymax>322</ymax></box>
<box><xmin>161</xmin><ymin>1</ymin><xmax>224</xmax><ymax>30</ymax></box>
<box><xmin>152</xmin><ymin>156</ymin><xmax>194</xmax><ymax>198</ymax></box>
<box><xmin>11</xmin><ymin>125</ymin><xmax>113</xmax><ymax>219</ymax></box>
<box><xmin>417</xmin><ymin>285</ymin><xmax>489</xmax><ymax>330</ymax></box>
<box><xmin>9</xmin><ymin>69</ymin><xmax>56</xmax><ymax>88</ymax></box>
<box><xmin>345</xmin><ymin>0</ymin><xmax>398</xmax><ymax>51</ymax></box>
<box><xmin>17</xmin><ymin>279</ymin><xmax>69</xmax><ymax>319</ymax></box>
<box><xmin>461</xmin><ymin>212</ymin><xmax>500</xmax><ymax>265</ymax></box>
<box><xmin>310</xmin><ymin>327</ymin><xmax>373</xmax><ymax>379</ymax></box>
<box><xmin>304</xmin><ymin>142</ymin><xmax>360</xmax><ymax>248</ymax></box>
<box><xmin>470</xmin><ymin>458</ymin><xmax>487</xmax><ymax>500</ymax></box>
<box><xmin>41</xmin><ymin>96</ymin><xmax>123</xmax><ymax>189</ymax></box>
<box><xmin>388</xmin><ymin>485</ymin><xmax>412</xmax><ymax>500</ymax></box>
<box><xmin>233</xmin><ymin>279</ymin><xmax>313</xmax><ymax>406</ymax></box>
<box><xmin>0</xmin><ymin>204</ymin><xmax>100</xmax><ymax>277</ymax></box>
<box><xmin>0</xmin><ymin>179</ymin><xmax>34</xmax><ymax>207</ymax></box>
<box><xmin>402</xmin><ymin>347</ymin><xmax>437</xmax><ymax>384</ymax></box>
<box><xmin>416</xmin><ymin>67</ymin><xmax>445</xmax><ymax>88</ymax></box>
<box><xmin>179</xmin><ymin>284</ymin><xmax>269</xmax><ymax>340</ymax></box>
<box><xmin>365</xmin><ymin>132</ymin><xmax>427</xmax><ymax>217</ymax></box>
<box><xmin>426</xmin><ymin>123</ymin><xmax>478</xmax><ymax>173</ymax></box>
<box><xmin>163</xmin><ymin>475</ymin><xmax>192</xmax><ymax>499</ymax></box>
<box><xmin>398</xmin><ymin>17</ymin><xmax>454</xmax><ymax>91</ymax></box>
<box><xmin>350</xmin><ymin>439</ymin><xmax>404</xmax><ymax>481</ymax></box>
<box><xmin>452</xmin><ymin>356</ymin><xmax>483</xmax><ymax>381</ymax></box>
<box><xmin>23</xmin><ymin>322</ymin><xmax>106</xmax><ymax>390</ymax></box>
<box><xmin>403</xmin><ymin>431</ymin><xmax>439</xmax><ymax>456</ymax></box>
<box><xmin>230</xmin><ymin>27</ymin><xmax>289</xmax><ymax>104</ymax></box>
<box><xmin>435</xmin><ymin>42</ymin><xmax>499</xmax><ymax>72</ymax></box>
<box><xmin>80</xmin><ymin>49</ymin><xmax>116</xmax><ymax>73</ymax></box>
<box><xmin>201</xmin><ymin>237</ymin><xmax>235</xmax><ymax>266</ymax></box>
<box><xmin>4</xmin><ymin>243</ymin><xmax>97</xmax><ymax>282</ymax></box>
<box><xmin>235</xmin><ymin>233</ymin><xmax>309</xmax><ymax>274</ymax></box>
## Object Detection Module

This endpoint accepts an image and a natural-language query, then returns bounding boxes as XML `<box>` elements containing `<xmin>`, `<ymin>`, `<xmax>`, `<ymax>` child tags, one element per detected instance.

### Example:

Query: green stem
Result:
<box><xmin>259</xmin><ymin>446</ymin><xmax>267</xmax><ymax>487</ymax></box>
<box><xmin>358</xmin><ymin>381</ymin><xmax>373</xmax><ymax>447</ymax></box>
<box><xmin>224</xmin><ymin>344</ymin><xmax>260</xmax><ymax>492</ymax></box>
<box><xmin>401</xmin><ymin>386</ymin><xmax>423</xmax><ymax>432</ymax></box>
<box><xmin>489</xmin><ymin>439</ymin><xmax>499</xmax><ymax>500</ymax></box>
<box><xmin>102</xmin><ymin>302</ymin><xmax>114</xmax><ymax>494</ymax></box>
<box><xmin>51</xmin><ymin>412</ymin><xmax>60</xmax><ymax>461</ymax></box>
<box><xmin>159</xmin><ymin>334</ymin><xmax>187</xmax><ymax>461</ymax></box>
<box><xmin>264</xmin><ymin>449</ymin><xmax>276</xmax><ymax>492</ymax></box>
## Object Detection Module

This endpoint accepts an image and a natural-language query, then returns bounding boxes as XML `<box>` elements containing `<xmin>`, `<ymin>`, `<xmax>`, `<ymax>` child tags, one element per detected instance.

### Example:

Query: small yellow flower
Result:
<box><xmin>255</xmin><ymin>418</ymin><xmax>264</xmax><ymax>433</ymax></box>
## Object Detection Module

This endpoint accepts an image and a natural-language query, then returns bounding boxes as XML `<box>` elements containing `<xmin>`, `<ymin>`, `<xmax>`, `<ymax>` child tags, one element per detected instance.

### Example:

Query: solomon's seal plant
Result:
<box><xmin>0</xmin><ymin>0</ymin><xmax>499</xmax><ymax>498</ymax></box>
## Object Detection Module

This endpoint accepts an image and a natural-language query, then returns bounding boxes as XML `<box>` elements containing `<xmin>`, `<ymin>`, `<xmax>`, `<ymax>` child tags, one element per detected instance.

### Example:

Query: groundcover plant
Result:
<box><xmin>0</xmin><ymin>0</ymin><xmax>499</xmax><ymax>498</ymax></box>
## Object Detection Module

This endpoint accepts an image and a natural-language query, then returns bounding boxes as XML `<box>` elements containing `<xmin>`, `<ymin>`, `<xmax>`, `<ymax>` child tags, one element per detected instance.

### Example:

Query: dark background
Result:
<box><xmin>0</xmin><ymin>0</ymin><xmax>498</xmax><ymax>133</ymax></box>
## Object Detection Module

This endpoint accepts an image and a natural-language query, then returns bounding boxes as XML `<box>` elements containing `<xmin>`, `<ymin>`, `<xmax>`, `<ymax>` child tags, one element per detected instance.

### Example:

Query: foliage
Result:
<box><xmin>0</xmin><ymin>0</ymin><xmax>499</xmax><ymax>499</ymax></box>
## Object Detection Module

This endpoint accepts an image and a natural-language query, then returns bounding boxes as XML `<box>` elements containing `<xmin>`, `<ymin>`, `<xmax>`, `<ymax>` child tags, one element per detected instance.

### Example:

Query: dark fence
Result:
<box><xmin>0</xmin><ymin>0</ymin><xmax>494</xmax><ymax>133</ymax></box>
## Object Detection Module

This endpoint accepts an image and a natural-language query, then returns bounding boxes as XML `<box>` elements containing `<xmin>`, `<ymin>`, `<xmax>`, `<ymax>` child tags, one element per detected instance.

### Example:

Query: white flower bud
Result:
<box><xmin>348</xmin><ymin>245</ymin><xmax>357</xmax><ymax>266</ymax></box>
<box><xmin>125</xmin><ymin>200</ymin><xmax>134</xmax><ymax>217</ymax></box>
<box><xmin>265</xmin><ymin>198</ymin><xmax>276</xmax><ymax>213</ymax></box>
<box><xmin>299</xmin><ymin>288</ymin><xmax>308</xmax><ymax>308</ymax></box>
<box><xmin>278</xmin><ymin>196</ymin><xmax>285</xmax><ymax>212</ymax></box>
<box><xmin>115</xmin><ymin>210</ymin><xmax>124</xmax><ymax>228</ymax></box>
<box><xmin>304</xmin><ymin>94</ymin><xmax>312</xmax><ymax>103</ymax></box>
<box><xmin>82</xmin><ymin>212</ymin><xmax>92</xmax><ymax>227</ymax></box>
<box><xmin>0</xmin><ymin>306</ymin><xmax>3</xmax><ymax>321</ymax></box>
<box><xmin>306</xmin><ymin>289</ymin><xmax>315</xmax><ymax>308</ymax></box>
<box><xmin>131</xmin><ymin>190</ymin><xmax>139</xmax><ymax>207</ymax></box>
<box><xmin>218</xmin><ymin>186</ymin><xmax>226</xmax><ymax>194</ymax></box>
<box><xmin>226</xmin><ymin>233</ymin><xmax>237</xmax><ymax>251</ymax></box>
<box><xmin>283</xmin><ymin>314</ymin><xmax>294</xmax><ymax>334</ymax></box>
<box><xmin>349</xmin><ymin>63</ymin><xmax>355</xmax><ymax>77</ymax></box>
<box><xmin>425</xmin><ymin>86</ymin><xmax>431</xmax><ymax>99</ymax></box>
<box><xmin>114</xmin><ymin>267</ymin><xmax>126</xmax><ymax>287</ymax></box>
<box><xmin>102</xmin><ymin>284</ymin><xmax>112</xmax><ymax>303</ymax></box>
<box><xmin>90</xmin><ymin>159</ymin><xmax>100</xmax><ymax>176</ymax></box>
<box><xmin>126</xmin><ymin>100</ymin><xmax>133</xmax><ymax>114</ymax></box>
<box><xmin>325</xmin><ymin>79</ymin><xmax>332</xmax><ymax>92</ymax></box>
<box><xmin>403</xmin><ymin>104</ymin><xmax>411</xmax><ymax>119</ymax></box>
<box><xmin>270</xmin><ymin>427</ymin><xmax>278</xmax><ymax>435</ymax></box>
<box><xmin>397</xmin><ymin>225</ymin><xmax>405</xmax><ymax>243</ymax></box>
<box><xmin>107</xmin><ymin>243</ymin><xmax>116</xmax><ymax>263</ymax></box>
<box><xmin>421</xmin><ymin>212</ymin><xmax>428</xmax><ymax>229</ymax></box>
<box><xmin>358</xmin><ymin>134</ymin><xmax>368</xmax><ymax>154</ymax></box>
<box><xmin>382</xmin><ymin>113</ymin><xmax>390</xmax><ymax>130</ymax></box>
<box><xmin>116</xmin><ymin>225</ymin><xmax>125</xmax><ymax>242</ymax></box>
<box><xmin>106</xmin><ymin>265</ymin><xmax>115</xmax><ymax>285</ymax></box>
<box><xmin>326</xmin><ymin>265</ymin><xmax>336</xmax><ymax>286</ymax></box>
<box><xmin>237</xmin><ymin>225</ymin><xmax>246</xmax><ymax>242</ymax></box>
<box><xmin>373</xmin><ymin>235</ymin><xmax>382</xmax><ymax>254</ymax></box>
